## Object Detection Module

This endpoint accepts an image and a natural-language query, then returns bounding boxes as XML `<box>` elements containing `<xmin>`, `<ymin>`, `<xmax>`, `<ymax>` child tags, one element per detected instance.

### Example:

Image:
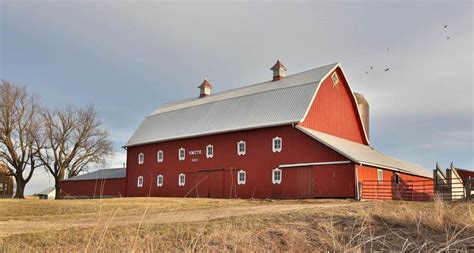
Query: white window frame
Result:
<box><xmin>237</xmin><ymin>140</ymin><xmax>246</xmax><ymax>156</ymax></box>
<box><xmin>206</xmin><ymin>144</ymin><xmax>214</xmax><ymax>159</ymax></box>
<box><xmin>272</xmin><ymin>136</ymin><xmax>283</xmax><ymax>153</ymax></box>
<box><xmin>377</xmin><ymin>169</ymin><xmax>383</xmax><ymax>183</ymax></box>
<box><xmin>137</xmin><ymin>176</ymin><xmax>144</xmax><ymax>188</ymax></box>
<box><xmin>138</xmin><ymin>153</ymin><xmax>144</xmax><ymax>164</ymax></box>
<box><xmin>178</xmin><ymin>173</ymin><xmax>186</xmax><ymax>186</ymax></box>
<box><xmin>331</xmin><ymin>72</ymin><xmax>339</xmax><ymax>85</ymax></box>
<box><xmin>237</xmin><ymin>169</ymin><xmax>246</xmax><ymax>185</ymax></box>
<box><xmin>272</xmin><ymin>168</ymin><xmax>282</xmax><ymax>184</ymax></box>
<box><xmin>157</xmin><ymin>150</ymin><xmax>164</xmax><ymax>163</ymax></box>
<box><xmin>157</xmin><ymin>174</ymin><xmax>164</xmax><ymax>187</ymax></box>
<box><xmin>178</xmin><ymin>148</ymin><xmax>185</xmax><ymax>161</ymax></box>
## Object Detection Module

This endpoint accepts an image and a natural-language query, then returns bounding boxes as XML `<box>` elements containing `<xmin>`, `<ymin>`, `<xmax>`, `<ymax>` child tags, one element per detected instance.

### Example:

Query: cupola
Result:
<box><xmin>270</xmin><ymin>60</ymin><xmax>287</xmax><ymax>81</ymax></box>
<box><xmin>198</xmin><ymin>77</ymin><xmax>212</xmax><ymax>98</ymax></box>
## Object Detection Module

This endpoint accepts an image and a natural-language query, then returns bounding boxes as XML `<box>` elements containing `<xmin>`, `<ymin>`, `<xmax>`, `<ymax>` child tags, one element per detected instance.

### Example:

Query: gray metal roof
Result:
<box><xmin>62</xmin><ymin>168</ymin><xmax>126</xmax><ymax>181</ymax></box>
<box><xmin>297</xmin><ymin>126</ymin><xmax>432</xmax><ymax>178</ymax></box>
<box><xmin>125</xmin><ymin>63</ymin><xmax>339</xmax><ymax>147</ymax></box>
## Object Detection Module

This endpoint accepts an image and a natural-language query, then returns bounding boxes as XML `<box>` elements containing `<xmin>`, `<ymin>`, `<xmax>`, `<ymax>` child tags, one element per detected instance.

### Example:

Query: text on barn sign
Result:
<box><xmin>189</xmin><ymin>150</ymin><xmax>202</xmax><ymax>155</ymax></box>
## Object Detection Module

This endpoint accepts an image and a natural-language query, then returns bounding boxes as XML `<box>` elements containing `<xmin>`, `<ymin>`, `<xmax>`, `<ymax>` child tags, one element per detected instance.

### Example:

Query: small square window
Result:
<box><xmin>178</xmin><ymin>148</ymin><xmax>185</xmax><ymax>161</ymax></box>
<box><xmin>137</xmin><ymin>176</ymin><xmax>144</xmax><ymax>188</ymax></box>
<box><xmin>237</xmin><ymin>141</ymin><xmax>246</xmax><ymax>156</ymax></box>
<box><xmin>272</xmin><ymin>137</ymin><xmax>282</xmax><ymax>153</ymax></box>
<box><xmin>178</xmin><ymin>173</ymin><xmax>186</xmax><ymax>186</ymax></box>
<box><xmin>138</xmin><ymin>153</ymin><xmax>144</xmax><ymax>165</ymax></box>
<box><xmin>157</xmin><ymin>175</ymin><xmax>164</xmax><ymax>187</ymax></box>
<box><xmin>157</xmin><ymin>150</ymin><xmax>164</xmax><ymax>163</ymax></box>
<box><xmin>272</xmin><ymin>168</ymin><xmax>282</xmax><ymax>184</ymax></box>
<box><xmin>331</xmin><ymin>72</ymin><xmax>339</xmax><ymax>85</ymax></box>
<box><xmin>237</xmin><ymin>170</ymin><xmax>246</xmax><ymax>185</ymax></box>
<box><xmin>206</xmin><ymin>144</ymin><xmax>214</xmax><ymax>159</ymax></box>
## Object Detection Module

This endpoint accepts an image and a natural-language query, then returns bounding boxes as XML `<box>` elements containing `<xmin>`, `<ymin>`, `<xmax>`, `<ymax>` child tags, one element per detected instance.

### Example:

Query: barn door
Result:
<box><xmin>194</xmin><ymin>172</ymin><xmax>210</xmax><ymax>198</ymax></box>
<box><xmin>297</xmin><ymin>168</ymin><xmax>314</xmax><ymax>198</ymax></box>
<box><xmin>208</xmin><ymin>170</ymin><xmax>225</xmax><ymax>198</ymax></box>
<box><xmin>280</xmin><ymin>167</ymin><xmax>314</xmax><ymax>198</ymax></box>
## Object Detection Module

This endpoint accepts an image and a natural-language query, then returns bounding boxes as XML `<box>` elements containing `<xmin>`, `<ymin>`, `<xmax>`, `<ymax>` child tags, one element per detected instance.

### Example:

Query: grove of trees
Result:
<box><xmin>0</xmin><ymin>80</ymin><xmax>113</xmax><ymax>199</ymax></box>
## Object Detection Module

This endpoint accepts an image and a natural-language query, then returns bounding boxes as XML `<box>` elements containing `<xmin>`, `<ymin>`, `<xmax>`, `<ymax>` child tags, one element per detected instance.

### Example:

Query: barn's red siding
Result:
<box><xmin>357</xmin><ymin>165</ymin><xmax>433</xmax><ymax>200</ymax></box>
<box><xmin>300</xmin><ymin>67</ymin><xmax>368</xmax><ymax>145</ymax></box>
<box><xmin>125</xmin><ymin>125</ymin><xmax>356</xmax><ymax>199</ymax></box>
<box><xmin>61</xmin><ymin>178</ymin><xmax>126</xmax><ymax>197</ymax></box>
<box><xmin>276</xmin><ymin>163</ymin><xmax>355</xmax><ymax>198</ymax></box>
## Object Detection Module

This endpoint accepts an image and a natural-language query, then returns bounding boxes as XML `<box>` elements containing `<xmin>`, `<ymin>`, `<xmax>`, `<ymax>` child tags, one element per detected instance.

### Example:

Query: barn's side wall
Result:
<box><xmin>125</xmin><ymin>125</ymin><xmax>355</xmax><ymax>199</ymax></box>
<box><xmin>357</xmin><ymin>165</ymin><xmax>433</xmax><ymax>200</ymax></box>
<box><xmin>300</xmin><ymin>67</ymin><xmax>368</xmax><ymax>145</ymax></box>
<box><xmin>61</xmin><ymin>178</ymin><xmax>126</xmax><ymax>197</ymax></box>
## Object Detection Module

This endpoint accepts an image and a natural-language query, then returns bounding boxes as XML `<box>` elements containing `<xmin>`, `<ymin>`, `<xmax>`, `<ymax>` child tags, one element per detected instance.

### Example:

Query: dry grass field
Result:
<box><xmin>0</xmin><ymin>197</ymin><xmax>473</xmax><ymax>252</ymax></box>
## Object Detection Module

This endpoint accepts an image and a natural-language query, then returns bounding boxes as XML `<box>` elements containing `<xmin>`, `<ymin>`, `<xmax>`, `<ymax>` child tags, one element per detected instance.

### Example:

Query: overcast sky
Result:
<box><xmin>1</xmin><ymin>0</ymin><xmax>472</xmax><ymax>195</ymax></box>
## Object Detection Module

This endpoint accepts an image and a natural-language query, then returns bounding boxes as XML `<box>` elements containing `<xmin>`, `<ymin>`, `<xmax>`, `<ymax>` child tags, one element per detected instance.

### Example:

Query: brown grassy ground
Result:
<box><xmin>0</xmin><ymin>197</ymin><xmax>473</xmax><ymax>252</ymax></box>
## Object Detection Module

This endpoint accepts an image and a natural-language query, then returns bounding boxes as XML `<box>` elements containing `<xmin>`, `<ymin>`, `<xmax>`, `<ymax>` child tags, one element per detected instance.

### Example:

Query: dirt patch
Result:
<box><xmin>0</xmin><ymin>201</ymin><xmax>355</xmax><ymax>237</ymax></box>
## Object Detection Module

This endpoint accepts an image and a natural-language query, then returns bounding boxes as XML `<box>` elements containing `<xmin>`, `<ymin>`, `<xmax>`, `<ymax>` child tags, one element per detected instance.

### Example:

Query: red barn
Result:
<box><xmin>61</xmin><ymin>168</ymin><xmax>126</xmax><ymax>198</ymax></box>
<box><xmin>124</xmin><ymin>61</ymin><xmax>432</xmax><ymax>200</ymax></box>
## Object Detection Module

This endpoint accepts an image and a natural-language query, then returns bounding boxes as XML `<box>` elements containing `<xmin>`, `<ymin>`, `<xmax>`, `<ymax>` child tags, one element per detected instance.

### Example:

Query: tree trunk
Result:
<box><xmin>14</xmin><ymin>179</ymin><xmax>25</xmax><ymax>199</ymax></box>
<box><xmin>54</xmin><ymin>179</ymin><xmax>62</xmax><ymax>199</ymax></box>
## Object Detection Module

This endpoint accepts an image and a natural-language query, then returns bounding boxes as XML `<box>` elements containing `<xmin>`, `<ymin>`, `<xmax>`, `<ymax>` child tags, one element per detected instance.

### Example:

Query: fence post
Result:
<box><xmin>467</xmin><ymin>177</ymin><xmax>472</xmax><ymax>200</ymax></box>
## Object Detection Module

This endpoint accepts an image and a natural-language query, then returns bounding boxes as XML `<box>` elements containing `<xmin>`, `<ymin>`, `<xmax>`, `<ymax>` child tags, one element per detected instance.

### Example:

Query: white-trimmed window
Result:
<box><xmin>237</xmin><ymin>140</ymin><xmax>246</xmax><ymax>156</ymax></box>
<box><xmin>237</xmin><ymin>170</ymin><xmax>246</xmax><ymax>185</ymax></box>
<box><xmin>206</xmin><ymin>144</ymin><xmax>214</xmax><ymax>159</ymax></box>
<box><xmin>138</xmin><ymin>153</ymin><xmax>144</xmax><ymax>164</ymax></box>
<box><xmin>272</xmin><ymin>168</ymin><xmax>282</xmax><ymax>184</ymax></box>
<box><xmin>178</xmin><ymin>173</ymin><xmax>186</xmax><ymax>186</ymax></box>
<box><xmin>157</xmin><ymin>150</ymin><xmax>164</xmax><ymax>163</ymax></box>
<box><xmin>157</xmin><ymin>174</ymin><xmax>164</xmax><ymax>187</ymax></box>
<box><xmin>178</xmin><ymin>148</ymin><xmax>185</xmax><ymax>161</ymax></box>
<box><xmin>331</xmin><ymin>72</ymin><xmax>339</xmax><ymax>85</ymax></box>
<box><xmin>137</xmin><ymin>176</ymin><xmax>144</xmax><ymax>188</ymax></box>
<box><xmin>377</xmin><ymin>169</ymin><xmax>383</xmax><ymax>183</ymax></box>
<box><xmin>272</xmin><ymin>136</ymin><xmax>283</xmax><ymax>153</ymax></box>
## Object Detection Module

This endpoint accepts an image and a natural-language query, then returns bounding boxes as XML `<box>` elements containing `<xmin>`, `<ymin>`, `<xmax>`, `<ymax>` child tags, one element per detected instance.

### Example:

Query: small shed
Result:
<box><xmin>37</xmin><ymin>187</ymin><xmax>56</xmax><ymax>200</ymax></box>
<box><xmin>60</xmin><ymin>168</ymin><xmax>127</xmax><ymax>198</ymax></box>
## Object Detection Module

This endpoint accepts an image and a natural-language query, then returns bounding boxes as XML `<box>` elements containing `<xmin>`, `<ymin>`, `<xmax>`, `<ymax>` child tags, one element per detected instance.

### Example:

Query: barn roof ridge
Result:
<box><xmin>144</xmin><ymin>81</ymin><xmax>318</xmax><ymax>119</ymax></box>
<box><xmin>151</xmin><ymin>63</ymin><xmax>339</xmax><ymax>116</ymax></box>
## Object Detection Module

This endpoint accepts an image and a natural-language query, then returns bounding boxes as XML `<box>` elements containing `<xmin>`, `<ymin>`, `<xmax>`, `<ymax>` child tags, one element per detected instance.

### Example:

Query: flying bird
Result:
<box><xmin>447</xmin><ymin>36</ymin><xmax>450</xmax><ymax>40</ymax></box>
<box><xmin>365</xmin><ymin>71</ymin><xmax>368</xmax><ymax>74</ymax></box>
<box><xmin>444</xmin><ymin>25</ymin><xmax>448</xmax><ymax>28</ymax></box>
<box><xmin>387</xmin><ymin>48</ymin><xmax>390</xmax><ymax>51</ymax></box>
<box><xmin>370</xmin><ymin>66</ymin><xmax>373</xmax><ymax>69</ymax></box>
<box><xmin>384</xmin><ymin>68</ymin><xmax>390</xmax><ymax>72</ymax></box>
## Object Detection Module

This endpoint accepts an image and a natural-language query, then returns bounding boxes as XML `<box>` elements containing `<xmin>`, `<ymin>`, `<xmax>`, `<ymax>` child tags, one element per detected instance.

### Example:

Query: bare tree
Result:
<box><xmin>36</xmin><ymin>105</ymin><xmax>113</xmax><ymax>199</ymax></box>
<box><xmin>0</xmin><ymin>80</ymin><xmax>43</xmax><ymax>198</ymax></box>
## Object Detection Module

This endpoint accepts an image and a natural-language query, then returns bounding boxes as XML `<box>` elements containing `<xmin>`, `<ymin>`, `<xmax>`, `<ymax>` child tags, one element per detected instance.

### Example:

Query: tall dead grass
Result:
<box><xmin>1</xmin><ymin>199</ymin><xmax>473</xmax><ymax>252</ymax></box>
